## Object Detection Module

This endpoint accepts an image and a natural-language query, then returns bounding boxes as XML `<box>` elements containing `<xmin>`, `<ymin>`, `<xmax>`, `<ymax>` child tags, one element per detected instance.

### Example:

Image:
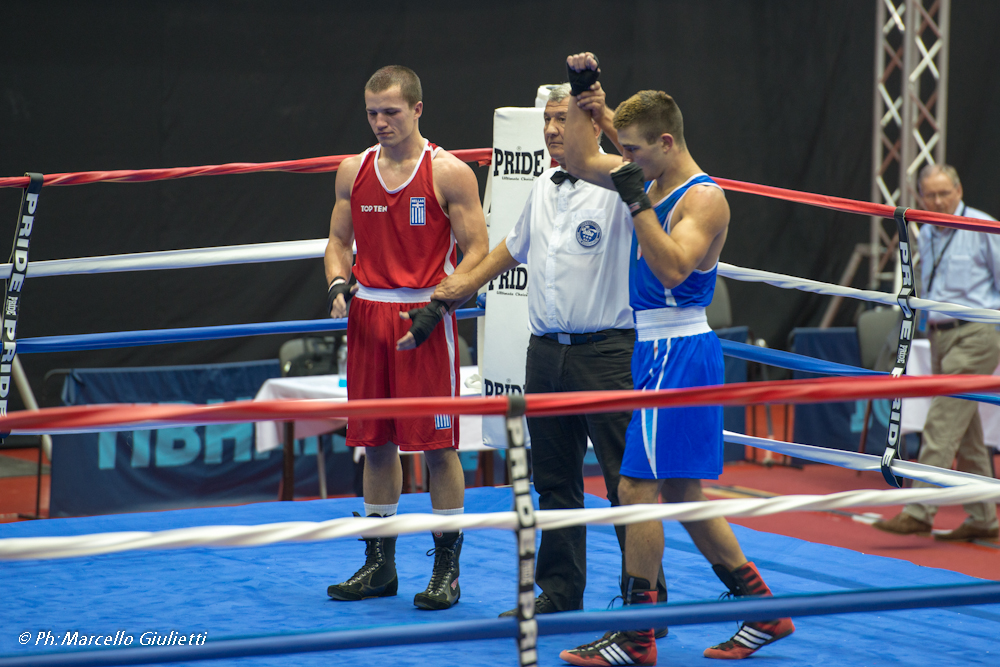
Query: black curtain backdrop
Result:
<box><xmin>2</xmin><ymin>1</ymin><xmax>999</xmax><ymax>410</ymax></box>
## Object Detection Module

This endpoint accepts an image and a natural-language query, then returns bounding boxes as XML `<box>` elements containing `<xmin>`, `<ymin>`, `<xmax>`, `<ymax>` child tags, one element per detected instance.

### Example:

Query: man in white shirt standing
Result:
<box><xmin>432</xmin><ymin>82</ymin><xmax>667</xmax><ymax>616</ymax></box>
<box><xmin>874</xmin><ymin>163</ymin><xmax>1000</xmax><ymax>542</ymax></box>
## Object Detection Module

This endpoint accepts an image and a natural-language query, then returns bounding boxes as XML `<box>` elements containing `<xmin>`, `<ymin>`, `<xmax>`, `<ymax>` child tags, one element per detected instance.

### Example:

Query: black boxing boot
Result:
<box><xmin>327</xmin><ymin>513</ymin><xmax>398</xmax><ymax>601</ymax></box>
<box><xmin>413</xmin><ymin>531</ymin><xmax>463</xmax><ymax>610</ymax></box>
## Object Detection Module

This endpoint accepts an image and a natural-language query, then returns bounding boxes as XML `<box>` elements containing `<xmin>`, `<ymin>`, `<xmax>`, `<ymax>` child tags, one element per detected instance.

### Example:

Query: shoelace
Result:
<box><xmin>345</xmin><ymin>539</ymin><xmax>383</xmax><ymax>584</ymax></box>
<box><xmin>423</xmin><ymin>546</ymin><xmax>456</xmax><ymax>591</ymax></box>
<box><xmin>572</xmin><ymin>631</ymin><xmax>618</xmax><ymax>651</ymax></box>
<box><xmin>714</xmin><ymin>590</ymin><xmax>746</xmax><ymax>632</ymax></box>
<box><xmin>598</xmin><ymin>586</ymin><xmax>657</xmax><ymax>641</ymax></box>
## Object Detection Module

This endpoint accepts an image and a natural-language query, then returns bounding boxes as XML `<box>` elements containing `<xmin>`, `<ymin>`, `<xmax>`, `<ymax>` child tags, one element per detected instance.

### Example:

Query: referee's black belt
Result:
<box><xmin>928</xmin><ymin>319</ymin><xmax>969</xmax><ymax>333</ymax></box>
<box><xmin>540</xmin><ymin>329</ymin><xmax>634</xmax><ymax>345</ymax></box>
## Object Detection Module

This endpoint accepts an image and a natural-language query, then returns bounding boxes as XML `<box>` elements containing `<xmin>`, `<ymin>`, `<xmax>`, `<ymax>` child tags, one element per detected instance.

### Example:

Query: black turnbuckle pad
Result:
<box><xmin>506</xmin><ymin>394</ymin><xmax>526</xmax><ymax>419</ymax></box>
<box><xmin>505</xmin><ymin>394</ymin><xmax>537</xmax><ymax>667</ymax></box>
<box><xmin>880</xmin><ymin>206</ymin><xmax>916</xmax><ymax>487</ymax></box>
<box><xmin>0</xmin><ymin>173</ymin><xmax>44</xmax><ymax>444</ymax></box>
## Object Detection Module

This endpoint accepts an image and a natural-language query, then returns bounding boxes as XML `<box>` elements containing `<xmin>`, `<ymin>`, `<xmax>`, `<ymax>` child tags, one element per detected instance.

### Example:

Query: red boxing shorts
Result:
<box><xmin>345</xmin><ymin>292</ymin><xmax>460</xmax><ymax>451</ymax></box>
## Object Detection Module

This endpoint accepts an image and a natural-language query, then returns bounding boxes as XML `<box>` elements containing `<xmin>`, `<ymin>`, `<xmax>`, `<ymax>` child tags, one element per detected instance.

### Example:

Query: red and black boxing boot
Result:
<box><xmin>559</xmin><ymin>576</ymin><xmax>658</xmax><ymax>666</ymax></box>
<box><xmin>704</xmin><ymin>561</ymin><xmax>795</xmax><ymax>659</ymax></box>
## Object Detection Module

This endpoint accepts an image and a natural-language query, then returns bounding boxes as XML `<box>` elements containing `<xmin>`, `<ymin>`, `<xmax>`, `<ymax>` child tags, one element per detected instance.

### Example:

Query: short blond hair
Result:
<box><xmin>612</xmin><ymin>90</ymin><xmax>685</xmax><ymax>147</ymax></box>
<box><xmin>365</xmin><ymin>66</ymin><xmax>422</xmax><ymax>107</ymax></box>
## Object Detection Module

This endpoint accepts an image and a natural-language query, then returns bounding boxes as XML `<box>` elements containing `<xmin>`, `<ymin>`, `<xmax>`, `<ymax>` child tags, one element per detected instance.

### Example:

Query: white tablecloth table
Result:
<box><xmin>254</xmin><ymin>366</ymin><xmax>485</xmax><ymax>452</ymax></box>
<box><xmin>901</xmin><ymin>339</ymin><xmax>1000</xmax><ymax>449</ymax></box>
<box><xmin>253</xmin><ymin>367</ymin><xmax>490</xmax><ymax>499</ymax></box>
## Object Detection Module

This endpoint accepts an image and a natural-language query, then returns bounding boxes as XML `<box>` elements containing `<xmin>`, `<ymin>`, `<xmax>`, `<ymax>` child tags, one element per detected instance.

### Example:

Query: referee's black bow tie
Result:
<box><xmin>551</xmin><ymin>171</ymin><xmax>578</xmax><ymax>185</ymax></box>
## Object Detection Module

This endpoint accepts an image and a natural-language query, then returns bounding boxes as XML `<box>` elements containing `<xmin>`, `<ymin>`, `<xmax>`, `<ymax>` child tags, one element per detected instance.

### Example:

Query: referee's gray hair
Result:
<box><xmin>918</xmin><ymin>163</ymin><xmax>962</xmax><ymax>189</ymax></box>
<box><xmin>545</xmin><ymin>84</ymin><xmax>572</xmax><ymax>105</ymax></box>
<box><xmin>543</xmin><ymin>83</ymin><xmax>602</xmax><ymax>142</ymax></box>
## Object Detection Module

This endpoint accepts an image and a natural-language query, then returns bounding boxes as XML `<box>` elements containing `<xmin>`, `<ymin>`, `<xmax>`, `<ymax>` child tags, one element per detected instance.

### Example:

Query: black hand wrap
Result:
<box><xmin>327</xmin><ymin>278</ymin><xmax>353</xmax><ymax>316</ymax></box>
<box><xmin>610</xmin><ymin>163</ymin><xmax>652</xmax><ymax>217</ymax></box>
<box><xmin>404</xmin><ymin>299</ymin><xmax>448</xmax><ymax>348</ymax></box>
<box><xmin>567</xmin><ymin>55</ymin><xmax>600</xmax><ymax>95</ymax></box>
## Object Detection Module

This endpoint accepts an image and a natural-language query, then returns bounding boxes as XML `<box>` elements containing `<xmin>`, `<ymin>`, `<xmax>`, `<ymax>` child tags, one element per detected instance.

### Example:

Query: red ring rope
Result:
<box><xmin>713</xmin><ymin>177</ymin><xmax>1000</xmax><ymax>232</ymax></box>
<box><xmin>1</xmin><ymin>151</ymin><xmax>992</xmax><ymax>234</ymax></box>
<box><xmin>3</xmin><ymin>374</ymin><xmax>1000</xmax><ymax>434</ymax></box>
<box><xmin>0</xmin><ymin>150</ymin><xmax>494</xmax><ymax>189</ymax></box>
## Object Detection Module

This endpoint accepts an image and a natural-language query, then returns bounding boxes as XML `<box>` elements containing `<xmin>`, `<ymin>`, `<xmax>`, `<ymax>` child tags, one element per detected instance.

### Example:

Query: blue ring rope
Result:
<box><xmin>16</xmin><ymin>320</ymin><xmax>1000</xmax><ymax>407</ymax></box>
<box><xmin>2</xmin><ymin>582</ymin><xmax>997</xmax><ymax>667</ymax></box>
<box><xmin>720</xmin><ymin>339</ymin><xmax>1000</xmax><ymax>407</ymax></box>
<box><xmin>15</xmin><ymin>308</ymin><xmax>485</xmax><ymax>353</ymax></box>
<box><xmin>15</xmin><ymin>316</ymin><xmax>1000</xmax><ymax>410</ymax></box>
<box><xmin>720</xmin><ymin>339</ymin><xmax>881</xmax><ymax>378</ymax></box>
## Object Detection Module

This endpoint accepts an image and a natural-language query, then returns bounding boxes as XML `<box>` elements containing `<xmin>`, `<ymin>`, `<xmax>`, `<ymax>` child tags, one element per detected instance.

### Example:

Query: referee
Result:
<box><xmin>431</xmin><ymin>82</ymin><xmax>667</xmax><ymax>616</ymax></box>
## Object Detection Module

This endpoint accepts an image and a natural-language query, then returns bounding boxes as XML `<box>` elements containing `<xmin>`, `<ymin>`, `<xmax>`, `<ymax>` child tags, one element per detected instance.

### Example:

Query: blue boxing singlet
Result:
<box><xmin>629</xmin><ymin>173</ymin><xmax>722</xmax><ymax>313</ymax></box>
<box><xmin>621</xmin><ymin>172</ymin><xmax>726</xmax><ymax>480</ymax></box>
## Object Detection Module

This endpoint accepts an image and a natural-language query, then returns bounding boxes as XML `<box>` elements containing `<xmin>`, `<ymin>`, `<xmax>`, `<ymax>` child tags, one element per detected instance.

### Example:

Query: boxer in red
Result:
<box><xmin>324</xmin><ymin>65</ymin><xmax>488</xmax><ymax>610</ymax></box>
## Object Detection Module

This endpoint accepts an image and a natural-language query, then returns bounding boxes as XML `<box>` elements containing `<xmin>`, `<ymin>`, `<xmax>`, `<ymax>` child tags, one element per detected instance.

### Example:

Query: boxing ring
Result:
<box><xmin>2</xmin><ymin>153</ymin><xmax>1000</xmax><ymax>666</ymax></box>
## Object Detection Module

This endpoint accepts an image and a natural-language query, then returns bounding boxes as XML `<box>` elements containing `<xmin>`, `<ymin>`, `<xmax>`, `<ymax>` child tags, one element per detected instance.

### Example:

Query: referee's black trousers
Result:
<box><xmin>526</xmin><ymin>333</ymin><xmax>667</xmax><ymax>611</ymax></box>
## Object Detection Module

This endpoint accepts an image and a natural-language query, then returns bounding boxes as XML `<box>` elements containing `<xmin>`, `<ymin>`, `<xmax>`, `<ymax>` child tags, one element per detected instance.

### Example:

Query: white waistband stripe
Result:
<box><xmin>634</xmin><ymin>307</ymin><xmax>711</xmax><ymax>341</ymax></box>
<box><xmin>355</xmin><ymin>285</ymin><xmax>437</xmax><ymax>303</ymax></box>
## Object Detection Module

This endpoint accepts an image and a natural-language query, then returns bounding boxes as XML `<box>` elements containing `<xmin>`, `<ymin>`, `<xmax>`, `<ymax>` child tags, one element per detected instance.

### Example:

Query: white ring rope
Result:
<box><xmin>5</xmin><ymin>423</ymin><xmax>989</xmax><ymax>488</ymax></box>
<box><xmin>718</xmin><ymin>262</ymin><xmax>1000</xmax><ymax>324</ymax></box>
<box><xmin>6</xmin><ymin>241</ymin><xmax>996</xmax><ymax>563</ymax></box>
<box><xmin>3</xmin><ymin>483</ymin><xmax>999</xmax><ymax>561</ymax></box>
<box><xmin>3</xmin><ymin>242</ymin><xmax>991</xmax><ymax>325</ymax></box>
<box><xmin>722</xmin><ymin>430</ymin><xmax>1000</xmax><ymax>488</ymax></box>
<box><xmin>0</xmin><ymin>239</ymin><xmax>327</xmax><ymax>279</ymax></box>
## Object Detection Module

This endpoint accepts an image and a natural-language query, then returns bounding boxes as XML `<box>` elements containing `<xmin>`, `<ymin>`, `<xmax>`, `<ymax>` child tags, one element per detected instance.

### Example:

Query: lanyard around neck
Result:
<box><xmin>926</xmin><ymin>203</ymin><xmax>966</xmax><ymax>293</ymax></box>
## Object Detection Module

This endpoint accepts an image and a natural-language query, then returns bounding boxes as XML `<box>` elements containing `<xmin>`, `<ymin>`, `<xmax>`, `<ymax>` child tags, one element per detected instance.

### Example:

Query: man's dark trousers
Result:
<box><xmin>526</xmin><ymin>332</ymin><xmax>667</xmax><ymax>611</ymax></box>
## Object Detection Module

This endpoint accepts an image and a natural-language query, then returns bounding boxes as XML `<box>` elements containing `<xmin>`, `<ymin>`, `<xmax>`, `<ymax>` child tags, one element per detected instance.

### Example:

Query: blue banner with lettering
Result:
<box><xmin>49</xmin><ymin>361</ymin><xmax>357</xmax><ymax>517</ymax></box>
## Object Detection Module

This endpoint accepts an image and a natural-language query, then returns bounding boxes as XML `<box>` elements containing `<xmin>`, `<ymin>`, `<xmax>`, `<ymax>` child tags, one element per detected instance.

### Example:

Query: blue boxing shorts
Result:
<box><xmin>621</xmin><ymin>330</ymin><xmax>725</xmax><ymax>480</ymax></box>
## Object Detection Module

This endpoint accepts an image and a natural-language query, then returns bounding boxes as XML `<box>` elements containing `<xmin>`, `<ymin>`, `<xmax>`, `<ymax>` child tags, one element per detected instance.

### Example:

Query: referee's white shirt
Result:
<box><xmin>505</xmin><ymin>166</ymin><xmax>634</xmax><ymax>336</ymax></box>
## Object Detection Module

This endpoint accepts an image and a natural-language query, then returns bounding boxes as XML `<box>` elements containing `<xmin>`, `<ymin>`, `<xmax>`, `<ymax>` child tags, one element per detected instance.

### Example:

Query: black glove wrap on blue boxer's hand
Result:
<box><xmin>327</xmin><ymin>278</ymin><xmax>353</xmax><ymax>316</ymax></box>
<box><xmin>567</xmin><ymin>56</ymin><xmax>600</xmax><ymax>95</ymax></box>
<box><xmin>610</xmin><ymin>163</ymin><xmax>652</xmax><ymax>217</ymax></box>
<box><xmin>404</xmin><ymin>299</ymin><xmax>448</xmax><ymax>348</ymax></box>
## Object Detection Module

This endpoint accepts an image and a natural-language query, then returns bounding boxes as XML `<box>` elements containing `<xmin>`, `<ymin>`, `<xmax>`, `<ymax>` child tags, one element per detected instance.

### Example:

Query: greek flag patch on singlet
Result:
<box><xmin>410</xmin><ymin>197</ymin><xmax>426</xmax><ymax>226</ymax></box>
<box><xmin>434</xmin><ymin>415</ymin><xmax>452</xmax><ymax>430</ymax></box>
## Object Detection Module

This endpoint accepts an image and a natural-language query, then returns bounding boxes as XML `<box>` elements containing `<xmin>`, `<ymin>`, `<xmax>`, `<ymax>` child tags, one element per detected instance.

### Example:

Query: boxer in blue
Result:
<box><xmin>558</xmin><ymin>53</ymin><xmax>794</xmax><ymax>666</ymax></box>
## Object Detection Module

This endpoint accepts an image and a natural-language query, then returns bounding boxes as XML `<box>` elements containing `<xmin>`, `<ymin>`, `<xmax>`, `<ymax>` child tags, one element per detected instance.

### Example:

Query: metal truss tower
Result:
<box><xmin>822</xmin><ymin>0</ymin><xmax>951</xmax><ymax>326</ymax></box>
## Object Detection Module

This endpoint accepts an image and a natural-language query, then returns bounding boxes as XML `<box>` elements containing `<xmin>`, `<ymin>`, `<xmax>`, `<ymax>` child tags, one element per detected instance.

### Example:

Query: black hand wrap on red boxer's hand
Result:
<box><xmin>611</xmin><ymin>163</ymin><xmax>652</xmax><ymax>217</ymax></box>
<box><xmin>327</xmin><ymin>278</ymin><xmax>353</xmax><ymax>316</ymax></box>
<box><xmin>404</xmin><ymin>299</ymin><xmax>448</xmax><ymax>348</ymax></box>
<box><xmin>567</xmin><ymin>56</ymin><xmax>600</xmax><ymax>95</ymax></box>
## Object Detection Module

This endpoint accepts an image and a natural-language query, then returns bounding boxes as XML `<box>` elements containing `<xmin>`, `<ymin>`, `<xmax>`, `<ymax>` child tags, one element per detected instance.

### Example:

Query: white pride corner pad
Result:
<box><xmin>480</xmin><ymin>107</ymin><xmax>548</xmax><ymax>447</ymax></box>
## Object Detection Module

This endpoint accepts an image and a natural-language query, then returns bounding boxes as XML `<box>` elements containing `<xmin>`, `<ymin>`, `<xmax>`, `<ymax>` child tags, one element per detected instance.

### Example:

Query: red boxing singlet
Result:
<box><xmin>350</xmin><ymin>140</ymin><xmax>457</xmax><ymax>289</ymax></box>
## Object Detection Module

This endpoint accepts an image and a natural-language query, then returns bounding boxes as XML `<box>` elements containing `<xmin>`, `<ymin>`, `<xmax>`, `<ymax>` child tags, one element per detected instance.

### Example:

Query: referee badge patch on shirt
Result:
<box><xmin>410</xmin><ymin>197</ymin><xmax>426</xmax><ymax>226</ymax></box>
<box><xmin>576</xmin><ymin>220</ymin><xmax>602</xmax><ymax>247</ymax></box>
<box><xmin>434</xmin><ymin>415</ymin><xmax>452</xmax><ymax>430</ymax></box>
